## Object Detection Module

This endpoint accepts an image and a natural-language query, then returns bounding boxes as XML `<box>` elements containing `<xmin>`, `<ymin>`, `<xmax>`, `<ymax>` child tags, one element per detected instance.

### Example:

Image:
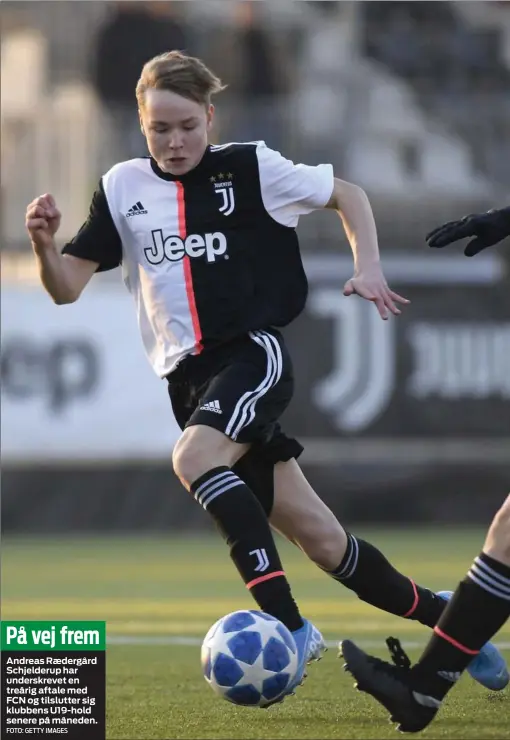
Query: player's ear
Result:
<box><xmin>206</xmin><ymin>104</ymin><xmax>214</xmax><ymax>132</ymax></box>
<box><xmin>139</xmin><ymin>110</ymin><xmax>146</xmax><ymax>137</ymax></box>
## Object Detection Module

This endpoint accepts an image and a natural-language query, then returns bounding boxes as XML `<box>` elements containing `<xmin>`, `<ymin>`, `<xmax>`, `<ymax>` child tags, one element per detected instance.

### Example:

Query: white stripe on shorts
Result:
<box><xmin>224</xmin><ymin>331</ymin><xmax>283</xmax><ymax>441</ymax></box>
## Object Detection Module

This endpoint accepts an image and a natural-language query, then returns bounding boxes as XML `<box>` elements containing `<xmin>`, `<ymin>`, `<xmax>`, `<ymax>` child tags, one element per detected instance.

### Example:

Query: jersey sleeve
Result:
<box><xmin>61</xmin><ymin>180</ymin><xmax>122</xmax><ymax>272</ymax></box>
<box><xmin>256</xmin><ymin>142</ymin><xmax>334</xmax><ymax>228</ymax></box>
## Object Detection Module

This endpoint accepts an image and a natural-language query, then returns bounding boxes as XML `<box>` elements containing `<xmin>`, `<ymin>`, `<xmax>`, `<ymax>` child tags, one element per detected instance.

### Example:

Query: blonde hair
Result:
<box><xmin>136</xmin><ymin>50</ymin><xmax>226</xmax><ymax>108</ymax></box>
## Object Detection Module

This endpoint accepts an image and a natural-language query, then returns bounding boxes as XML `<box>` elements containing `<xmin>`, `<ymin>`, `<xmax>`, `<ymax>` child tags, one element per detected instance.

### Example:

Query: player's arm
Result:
<box><xmin>325</xmin><ymin>178</ymin><xmax>381</xmax><ymax>271</ymax></box>
<box><xmin>426</xmin><ymin>205</ymin><xmax>510</xmax><ymax>256</ymax></box>
<box><xmin>324</xmin><ymin>177</ymin><xmax>410</xmax><ymax>319</ymax></box>
<box><xmin>26</xmin><ymin>183</ymin><xmax>122</xmax><ymax>304</ymax></box>
<box><xmin>256</xmin><ymin>142</ymin><xmax>409</xmax><ymax>319</ymax></box>
<box><xmin>37</xmin><ymin>249</ymin><xmax>98</xmax><ymax>305</ymax></box>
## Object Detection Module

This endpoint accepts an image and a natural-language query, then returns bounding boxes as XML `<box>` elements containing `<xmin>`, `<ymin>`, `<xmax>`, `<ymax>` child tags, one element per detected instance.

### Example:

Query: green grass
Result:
<box><xmin>2</xmin><ymin>529</ymin><xmax>509</xmax><ymax>739</ymax></box>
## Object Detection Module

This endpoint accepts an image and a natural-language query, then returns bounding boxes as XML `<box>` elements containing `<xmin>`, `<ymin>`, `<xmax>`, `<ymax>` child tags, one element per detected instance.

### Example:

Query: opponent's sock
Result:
<box><xmin>191</xmin><ymin>466</ymin><xmax>303</xmax><ymax>631</ymax></box>
<box><xmin>411</xmin><ymin>553</ymin><xmax>510</xmax><ymax>700</ymax></box>
<box><xmin>327</xmin><ymin>533</ymin><xmax>445</xmax><ymax>628</ymax></box>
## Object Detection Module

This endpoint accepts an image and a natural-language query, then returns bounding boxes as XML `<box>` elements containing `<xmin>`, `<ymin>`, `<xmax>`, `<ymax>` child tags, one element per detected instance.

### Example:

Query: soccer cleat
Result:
<box><xmin>262</xmin><ymin>619</ymin><xmax>325</xmax><ymax>708</ymax></box>
<box><xmin>288</xmin><ymin>619</ymin><xmax>326</xmax><ymax>692</ymax></box>
<box><xmin>340</xmin><ymin>638</ymin><xmax>441</xmax><ymax>733</ymax></box>
<box><xmin>286</xmin><ymin>620</ymin><xmax>325</xmax><ymax>695</ymax></box>
<box><xmin>437</xmin><ymin>590</ymin><xmax>509</xmax><ymax>691</ymax></box>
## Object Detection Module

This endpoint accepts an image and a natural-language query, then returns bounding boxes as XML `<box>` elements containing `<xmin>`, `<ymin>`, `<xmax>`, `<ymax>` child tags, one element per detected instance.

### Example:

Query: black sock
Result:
<box><xmin>327</xmin><ymin>533</ymin><xmax>446</xmax><ymax>628</ymax></box>
<box><xmin>411</xmin><ymin>552</ymin><xmax>510</xmax><ymax>701</ymax></box>
<box><xmin>191</xmin><ymin>466</ymin><xmax>303</xmax><ymax>631</ymax></box>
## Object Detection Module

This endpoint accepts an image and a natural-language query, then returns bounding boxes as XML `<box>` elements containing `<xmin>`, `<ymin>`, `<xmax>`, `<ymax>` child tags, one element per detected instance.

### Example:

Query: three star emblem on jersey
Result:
<box><xmin>211</xmin><ymin>173</ymin><xmax>235</xmax><ymax>217</ymax></box>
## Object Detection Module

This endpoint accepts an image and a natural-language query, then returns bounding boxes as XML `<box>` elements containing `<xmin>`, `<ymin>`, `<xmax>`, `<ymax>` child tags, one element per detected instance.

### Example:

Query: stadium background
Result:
<box><xmin>2</xmin><ymin>0</ymin><xmax>509</xmax><ymax>532</ymax></box>
<box><xmin>2</xmin><ymin>4</ymin><xmax>510</xmax><ymax>737</ymax></box>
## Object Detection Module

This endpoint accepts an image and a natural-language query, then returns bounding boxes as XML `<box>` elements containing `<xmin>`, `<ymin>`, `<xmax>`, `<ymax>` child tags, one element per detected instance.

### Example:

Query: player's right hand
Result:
<box><xmin>25</xmin><ymin>194</ymin><xmax>61</xmax><ymax>251</ymax></box>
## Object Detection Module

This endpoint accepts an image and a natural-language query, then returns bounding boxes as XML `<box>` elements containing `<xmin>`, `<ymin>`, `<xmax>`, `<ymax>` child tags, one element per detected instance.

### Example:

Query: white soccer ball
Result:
<box><xmin>201</xmin><ymin>609</ymin><xmax>298</xmax><ymax>707</ymax></box>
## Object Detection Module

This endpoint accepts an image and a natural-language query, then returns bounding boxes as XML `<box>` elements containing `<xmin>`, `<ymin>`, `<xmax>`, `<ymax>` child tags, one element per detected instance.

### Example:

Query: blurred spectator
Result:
<box><xmin>293</xmin><ymin>1</ymin><xmax>353</xmax><ymax>168</ymax></box>
<box><xmin>206</xmin><ymin>1</ymin><xmax>290</xmax><ymax>150</ymax></box>
<box><xmin>234</xmin><ymin>1</ymin><xmax>291</xmax><ymax>150</ymax></box>
<box><xmin>361</xmin><ymin>0</ymin><xmax>510</xmax><ymax>185</ymax></box>
<box><xmin>372</xmin><ymin>8</ymin><xmax>428</xmax><ymax>80</ymax></box>
<box><xmin>91</xmin><ymin>1</ymin><xmax>191</xmax><ymax>166</ymax></box>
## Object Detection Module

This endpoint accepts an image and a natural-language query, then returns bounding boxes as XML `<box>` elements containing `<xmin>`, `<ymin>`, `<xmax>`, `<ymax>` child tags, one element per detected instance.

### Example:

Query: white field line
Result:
<box><xmin>107</xmin><ymin>635</ymin><xmax>510</xmax><ymax>650</ymax></box>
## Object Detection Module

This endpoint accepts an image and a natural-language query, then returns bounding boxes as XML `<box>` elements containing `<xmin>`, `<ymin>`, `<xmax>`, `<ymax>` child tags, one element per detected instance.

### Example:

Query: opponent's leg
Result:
<box><xmin>172</xmin><ymin>425</ymin><xmax>303</xmax><ymax>631</ymax></box>
<box><xmin>340</xmin><ymin>495</ymin><xmax>510</xmax><ymax>732</ymax></box>
<box><xmin>411</xmin><ymin>493</ymin><xmax>510</xmax><ymax>698</ymax></box>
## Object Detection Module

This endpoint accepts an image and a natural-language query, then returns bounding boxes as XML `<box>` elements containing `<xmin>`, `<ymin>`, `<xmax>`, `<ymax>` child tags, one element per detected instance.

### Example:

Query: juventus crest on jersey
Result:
<box><xmin>63</xmin><ymin>141</ymin><xmax>334</xmax><ymax>377</ymax></box>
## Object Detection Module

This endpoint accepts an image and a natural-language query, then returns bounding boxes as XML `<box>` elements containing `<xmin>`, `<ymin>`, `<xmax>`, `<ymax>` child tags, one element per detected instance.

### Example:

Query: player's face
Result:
<box><xmin>140</xmin><ymin>89</ymin><xmax>213</xmax><ymax>176</ymax></box>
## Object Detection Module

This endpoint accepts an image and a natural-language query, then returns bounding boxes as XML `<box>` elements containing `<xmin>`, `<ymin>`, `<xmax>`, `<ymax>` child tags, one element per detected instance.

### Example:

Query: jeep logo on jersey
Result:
<box><xmin>145</xmin><ymin>231</ymin><xmax>228</xmax><ymax>265</ymax></box>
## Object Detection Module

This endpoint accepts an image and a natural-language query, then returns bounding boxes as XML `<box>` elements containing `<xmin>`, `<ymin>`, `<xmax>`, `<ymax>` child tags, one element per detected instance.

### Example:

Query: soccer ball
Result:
<box><xmin>201</xmin><ymin>609</ymin><xmax>298</xmax><ymax>707</ymax></box>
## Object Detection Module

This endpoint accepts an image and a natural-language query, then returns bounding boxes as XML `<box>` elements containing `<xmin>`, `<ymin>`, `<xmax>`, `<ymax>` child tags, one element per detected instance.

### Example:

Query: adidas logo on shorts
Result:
<box><xmin>200</xmin><ymin>400</ymin><xmax>222</xmax><ymax>414</ymax></box>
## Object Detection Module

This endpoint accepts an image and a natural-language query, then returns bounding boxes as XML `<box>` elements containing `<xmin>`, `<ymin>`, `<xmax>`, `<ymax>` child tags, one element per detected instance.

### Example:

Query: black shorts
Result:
<box><xmin>167</xmin><ymin>329</ymin><xmax>303</xmax><ymax>515</ymax></box>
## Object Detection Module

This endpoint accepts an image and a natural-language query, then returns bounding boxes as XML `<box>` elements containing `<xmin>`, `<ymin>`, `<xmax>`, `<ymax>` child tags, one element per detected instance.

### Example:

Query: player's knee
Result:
<box><xmin>172</xmin><ymin>440</ymin><xmax>196</xmax><ymax>488</ymax></box>
<box><xmin>172</xmin><ymin>433</ymin><xmax>213</xmax><ymax>487</ymax></box>
<box><xmin>172</xmin><ymin>426</ymin><xmax>246</xmax><ymax>489</ymax></box>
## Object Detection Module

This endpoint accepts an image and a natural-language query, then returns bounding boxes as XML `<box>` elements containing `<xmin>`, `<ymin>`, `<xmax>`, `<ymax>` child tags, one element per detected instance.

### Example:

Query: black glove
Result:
<box><xmin>426</xmin><ymin>206</ymin><xmax>510</xmax><ymax>256</ymax></box>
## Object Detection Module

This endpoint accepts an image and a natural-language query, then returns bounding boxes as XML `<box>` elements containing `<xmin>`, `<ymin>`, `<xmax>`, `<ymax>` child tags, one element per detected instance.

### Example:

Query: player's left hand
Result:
<box><xmin>343</xmin><ymin>266</ymin><xmax>410</xmax><ymax>320</ymax></box>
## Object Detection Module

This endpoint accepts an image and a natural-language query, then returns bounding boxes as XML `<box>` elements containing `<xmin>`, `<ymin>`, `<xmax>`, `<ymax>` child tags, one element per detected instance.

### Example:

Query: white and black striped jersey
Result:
<box><xmin>62</xmin><ymin>141</ymin><xmax>334</xmax><ymax>377</ymax></box>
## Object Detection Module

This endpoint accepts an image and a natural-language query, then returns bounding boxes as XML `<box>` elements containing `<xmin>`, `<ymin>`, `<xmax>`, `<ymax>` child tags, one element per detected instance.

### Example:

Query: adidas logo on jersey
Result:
<box><xmin>126</xmin><ymin>201</ymin><xmax>148</xmax><ymax>217</ymax></box>
<box><xmin>200</xmin><ymin>400</ymin><xmax>222</xmax><ymax>414</ymax></box>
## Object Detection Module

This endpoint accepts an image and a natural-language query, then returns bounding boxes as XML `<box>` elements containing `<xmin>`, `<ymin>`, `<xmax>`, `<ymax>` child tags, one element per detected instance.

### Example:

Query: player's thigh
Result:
<box><xmin>270</xmin><ymin>458</ymin><xmax>347</xmax><ymax>564</ymax></box>
<box><xmin>168</xmin><ymin>370</ymin><xmax>249</xmax><ymax>485</ymax></box>
<box><xmin>171</xmin><ymin>329</ymin><xmax>295</xmax><ymax>495</ymax></box>
<box><xmin>187</xmin><ymin>331</ymin><xmax>294</xmax><ymax>447</ymax></box>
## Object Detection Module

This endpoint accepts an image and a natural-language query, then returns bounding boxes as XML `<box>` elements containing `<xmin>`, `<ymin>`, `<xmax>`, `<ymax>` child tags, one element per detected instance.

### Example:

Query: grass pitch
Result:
<box><xmin>2</xmin><ymin>528</ymin><xmax>509</xmax><ymax>739</ymax></box>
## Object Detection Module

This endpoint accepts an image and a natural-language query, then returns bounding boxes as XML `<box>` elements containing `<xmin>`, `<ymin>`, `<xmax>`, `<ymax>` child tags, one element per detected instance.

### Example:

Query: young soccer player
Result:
<box><xmin>25</xmin><ymin>51</ymin><xmax>506</xmax><ymax>704</ymax></box>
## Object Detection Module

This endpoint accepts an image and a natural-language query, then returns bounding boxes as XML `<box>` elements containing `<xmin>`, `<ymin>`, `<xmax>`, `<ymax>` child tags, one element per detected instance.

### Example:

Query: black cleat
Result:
<box><xmin>339</xmin><ymin>638</ymin><xmax>441</xmax><ymax>733</ymax></box>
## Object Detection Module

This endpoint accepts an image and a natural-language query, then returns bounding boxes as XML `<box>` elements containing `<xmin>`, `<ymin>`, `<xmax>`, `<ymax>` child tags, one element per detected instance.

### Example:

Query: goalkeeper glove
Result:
<box><xmin>426</xmin><ymin>206</ymin><xmax>510</xmax><ymax>256</ymax></box>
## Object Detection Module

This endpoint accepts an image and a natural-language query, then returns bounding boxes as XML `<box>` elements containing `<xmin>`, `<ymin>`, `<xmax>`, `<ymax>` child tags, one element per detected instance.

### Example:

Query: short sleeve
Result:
<box><xmin>62</xmin><ymin>180</ymin><xmax>122</xmax><ymax>272</ymax></box>
<box><xmin>256</xmin><ymin>142</ymin><xmax>334</xmax><ymax>228</ymax></box>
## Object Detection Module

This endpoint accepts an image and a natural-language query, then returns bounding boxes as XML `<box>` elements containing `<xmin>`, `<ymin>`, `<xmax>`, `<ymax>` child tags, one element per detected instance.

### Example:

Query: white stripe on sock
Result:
<box><xmin>468</xmin><ymin>570</ymin><xmax>510</xmax><ymax>601</ymax></box>
<box><xmin>336</xmin><ymin>535</ymin><xmax>356</xmax><ymax>578</ymax></box>
<box><xmin>201</xmin><ymin>479</ymin><xmax>245</xmax><ymax>509</ymax></box>
<box><xmin>344</xmin><ymin>536</ymin><xmax>360</xmax><ymax>579</ymax></box>
<box><xmin>470</xmin><ymin>563</ymin><xmax>510</xmax><ymax>596</ymax></box>
<box><xmin>194</xmin><ymin>471</ymin><xmax>235</xmax><ymax>503</ymax></box>
<box><xmin>473</xmin><ymin>557</ymin><xmax>510</xmax><ymax>589</ymax></box>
